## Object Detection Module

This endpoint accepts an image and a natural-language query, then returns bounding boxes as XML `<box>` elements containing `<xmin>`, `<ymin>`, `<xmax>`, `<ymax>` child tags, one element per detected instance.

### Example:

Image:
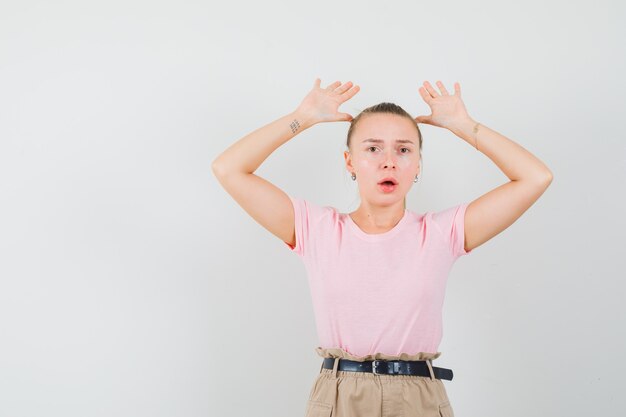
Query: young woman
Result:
<box><xmin>212</xmin><ymin>78</ymin><xmax>553</xmax><ymax>417</ymax></box>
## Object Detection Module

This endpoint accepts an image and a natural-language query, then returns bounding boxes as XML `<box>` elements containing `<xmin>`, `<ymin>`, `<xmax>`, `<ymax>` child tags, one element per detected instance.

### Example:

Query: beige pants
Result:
<box><xmin>305</xmin><ymin>347</ymin><xmax>454</xmax><ymax>417</ymax></box>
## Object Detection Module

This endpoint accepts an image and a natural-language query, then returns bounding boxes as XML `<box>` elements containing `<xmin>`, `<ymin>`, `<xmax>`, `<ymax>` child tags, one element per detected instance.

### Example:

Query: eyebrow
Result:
<box><xmin>361</xmin><ymin>138</ymin><xmax>416</xmax><ymax>146</ymax></box>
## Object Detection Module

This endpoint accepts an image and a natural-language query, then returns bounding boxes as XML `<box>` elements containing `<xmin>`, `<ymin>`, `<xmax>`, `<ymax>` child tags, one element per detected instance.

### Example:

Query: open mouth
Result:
<box><xmin>378</xmin><ymin>179</ymin><xmax>398</xmax><ymax>193</ymax></box>
<box><xmin>378</xmin><ymin>177</ymin><xmax>398</xmax><ymax>185</ymax></box>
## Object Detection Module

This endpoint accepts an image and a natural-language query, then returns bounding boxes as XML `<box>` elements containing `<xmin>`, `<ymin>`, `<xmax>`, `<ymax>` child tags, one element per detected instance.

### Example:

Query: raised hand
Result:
<box><xmin>414</xmin><ymin>81</ymin><xmax>473</xmax><ymax>132</ymax></box>
<box><xmin>295</xmin><ymin>78</ymin><xmax>360</xmax><ymax>125</ymax></box>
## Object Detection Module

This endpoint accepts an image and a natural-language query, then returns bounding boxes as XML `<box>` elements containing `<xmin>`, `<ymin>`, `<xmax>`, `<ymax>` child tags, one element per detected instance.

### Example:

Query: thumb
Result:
<box><xmin>415</xmin><ymin>115</ymin><xmax>430</xmax><ymax>124</ymax></box>
<box><xmin>337</xmin><ymin>113</ymin><xmax>354</xmax><ymax>122</ymax></box>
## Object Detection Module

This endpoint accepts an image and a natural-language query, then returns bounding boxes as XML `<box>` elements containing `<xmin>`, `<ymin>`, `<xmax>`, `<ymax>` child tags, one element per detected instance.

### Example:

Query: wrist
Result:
<box><xmin>450</xmin><ymin>117</ymin><xmax>479</xmax><ymax>142</ymax></box>
<box><xmin>291</xmin><ymin>109</ymin><xmax>318</xmax><ymax>130</ymax></box>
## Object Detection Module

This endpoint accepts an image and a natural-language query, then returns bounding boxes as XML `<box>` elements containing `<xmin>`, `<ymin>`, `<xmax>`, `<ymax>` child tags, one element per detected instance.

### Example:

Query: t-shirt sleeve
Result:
<box><xmin>283</xmin><ymin>195</ymin><xmax>326</xmax><ymax>257</ymax></box>
<box><xmin>431</xmin><ymin>202</ymin><xmax>473</xmax><ymax>258</ymax></box>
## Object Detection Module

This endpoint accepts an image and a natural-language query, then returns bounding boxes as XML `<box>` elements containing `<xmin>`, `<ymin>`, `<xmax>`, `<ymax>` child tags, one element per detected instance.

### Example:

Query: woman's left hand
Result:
<box><xmin>414</xmin><ymin>81</ymin><xmax>473</xmax><ymax>132</ymax></box>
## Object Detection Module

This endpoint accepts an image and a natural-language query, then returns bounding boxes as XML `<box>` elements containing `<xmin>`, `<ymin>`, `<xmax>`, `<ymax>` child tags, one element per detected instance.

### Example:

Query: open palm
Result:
<box><xmin>415</xmin><ymin>81</ymin><xmax>472</xmax><ymax>131</ymax></box>
<box><xmin>296</xmin><ymin>78</ymin><xmax>360</xmax><ymax>124</ymax></box>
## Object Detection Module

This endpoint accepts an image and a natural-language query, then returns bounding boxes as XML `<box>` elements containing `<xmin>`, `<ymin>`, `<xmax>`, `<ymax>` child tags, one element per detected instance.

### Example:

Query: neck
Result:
<box><xmin>350</xmin><ymin>201</ymin><xmax>406</xmax><ymax>229</ymax></box>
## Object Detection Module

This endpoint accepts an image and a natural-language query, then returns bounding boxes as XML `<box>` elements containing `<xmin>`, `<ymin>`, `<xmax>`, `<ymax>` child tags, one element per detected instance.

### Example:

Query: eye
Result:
<box><xmin>367</xmin><ymin>146</ymin><xmax>378</xmax><ymax>152</ymax></box>
<box><xmin>400</xmin><ymin>148</ymin><xmax>411</xmax><ymax>153</ymax></box>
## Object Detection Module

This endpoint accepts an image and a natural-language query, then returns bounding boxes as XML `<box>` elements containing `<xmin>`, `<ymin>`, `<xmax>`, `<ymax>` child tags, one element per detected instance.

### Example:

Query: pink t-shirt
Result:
<box><xmin>284</xmin><ymin>196</ymin><xmax>473</xmax><ymax>357</ymax></box>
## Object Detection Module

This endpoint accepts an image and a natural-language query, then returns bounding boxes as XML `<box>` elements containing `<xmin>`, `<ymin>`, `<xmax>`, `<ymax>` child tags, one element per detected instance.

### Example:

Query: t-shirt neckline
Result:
<box><xmin>345</xmin><ymin>210</ymin><xmax>409</xmax><ymax>241</ymax></box>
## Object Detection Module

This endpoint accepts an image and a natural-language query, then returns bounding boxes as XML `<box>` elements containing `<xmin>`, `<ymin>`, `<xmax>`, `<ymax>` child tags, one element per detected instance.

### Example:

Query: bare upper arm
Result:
<box><xmin>464</xmin><ymin>177</ymin><xmax>552</xmax><ymax>252</ymax></box>
<box><xmin>212</xmin><ymin>168</ymin><xmax>296</xmax><ymax>247</ymax></box>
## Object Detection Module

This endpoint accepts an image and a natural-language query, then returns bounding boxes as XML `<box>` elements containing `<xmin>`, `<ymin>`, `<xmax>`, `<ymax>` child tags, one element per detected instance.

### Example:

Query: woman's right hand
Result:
<box><xmin>295</xmin><ymin>78</ymin><xmax>360</xmax><ymax>125</ymax></box>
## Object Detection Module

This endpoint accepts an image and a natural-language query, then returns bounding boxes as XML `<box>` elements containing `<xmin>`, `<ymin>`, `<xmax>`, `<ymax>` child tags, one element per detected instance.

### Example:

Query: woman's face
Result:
<box><xmin>344</xmin><ymin>113</ymin><xmax>421</xmax><ymax>207</ymax></box>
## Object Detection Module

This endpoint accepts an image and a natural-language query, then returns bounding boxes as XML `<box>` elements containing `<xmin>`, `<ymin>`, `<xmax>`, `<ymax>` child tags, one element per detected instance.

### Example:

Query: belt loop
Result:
<box><xmin>426</xmin><ymin>359</ymin><xmax>435</xmax><ymax>381</ymax></box>
<box><xmin>332</xmin><ymin>358</ymin><xmax>339</xmax><ymax>378</ymax></box>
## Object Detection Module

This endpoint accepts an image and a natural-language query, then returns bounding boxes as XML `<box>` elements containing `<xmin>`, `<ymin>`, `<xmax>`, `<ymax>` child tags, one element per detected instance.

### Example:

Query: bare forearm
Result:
<box><xmin>451</xmin><ymin>118</ymin><xmax>553</xmax><ymax>183</ymax></box>
<box><xmin>212</xmin><ymin>110</ymin><xmax>315</xmax><ymax>176</ymax></box>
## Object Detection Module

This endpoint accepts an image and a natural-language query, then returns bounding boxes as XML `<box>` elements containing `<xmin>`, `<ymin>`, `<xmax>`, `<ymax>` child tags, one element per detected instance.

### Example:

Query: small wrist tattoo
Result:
<box><xmin>289</xmin><ymin>119</ymin><xmax>301</xmax><ymax>134</ymax></box>
<box><xmin>473</xmin><ymin>122</ymin><xmax>480</xmax><ymax>151</ymax></box>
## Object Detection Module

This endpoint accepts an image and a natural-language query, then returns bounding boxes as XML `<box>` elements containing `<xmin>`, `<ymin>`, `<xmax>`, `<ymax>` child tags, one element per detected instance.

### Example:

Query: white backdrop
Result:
<box><xmin>1</xmin><ymin>1</ymin><xmax>625</xmax><ymax>416</ymax></box>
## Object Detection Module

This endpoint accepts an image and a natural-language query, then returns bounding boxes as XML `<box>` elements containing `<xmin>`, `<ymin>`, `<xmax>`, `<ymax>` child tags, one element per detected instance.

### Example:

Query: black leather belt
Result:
<box><xmin>322</xmin><ymin>357</ymin><xmax>453</xmax><ymax>381</ymax></box>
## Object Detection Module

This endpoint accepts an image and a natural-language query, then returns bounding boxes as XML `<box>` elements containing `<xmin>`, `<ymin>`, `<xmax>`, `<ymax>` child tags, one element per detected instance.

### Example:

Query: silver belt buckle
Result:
<box><xmin>372</xmin><ymin>360</ymin><xmax>381</xmax><ymax>375</ymax></box>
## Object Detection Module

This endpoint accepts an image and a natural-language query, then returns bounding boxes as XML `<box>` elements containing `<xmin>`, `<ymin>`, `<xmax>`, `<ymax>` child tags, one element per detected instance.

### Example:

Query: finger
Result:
<box><xmin>415</xmin><ymin>115</ymin><xmax>430</xmax><ymax>124</ymax></box>
<box><xmin>454</xmin><ymin>82</ymin><xmax>461</xmax><ymax>97</ymax></box>
<box><xmin>334</xmin><ymin>81</ymin><xmax>354</xmax><ymax>95</ymax></box>
<box><xmin>418</xmin><ymin>86</ymin><xmax>432</xmax><ymax>103</ymax></box>
<box><xmin>314</xmin><ymin>78</ymin><xmax>321</xmax><ymax>89</ymax></box>
<box><xmin>436</xmin><ymin>80</ymin><xmax>449</xmax><ymax>95</ymax></box>
<box><xmin>340</xmin><ymin>84</ymin><xmax>360</xmax><ymax>101</ymax></box>
<box><xmin>325</xmin><ymin>81</ymin><xmax>342</xmax><ymax>91</ymax></box>
<box><xmin>337</xmin><ymin>112</ymin><xmax>353</xmax><ymax>121</ymax></box>
<box><xmin>423</xmin><ymin>81</ymin><xmax>439</xmax><ymax>97</ymax></box>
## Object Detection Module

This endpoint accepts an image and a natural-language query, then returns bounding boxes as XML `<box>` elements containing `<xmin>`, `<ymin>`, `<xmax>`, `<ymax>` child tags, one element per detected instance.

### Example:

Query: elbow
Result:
<box><xmin>212</xmin><ymin>158</ymin><xmax>254</xmax><ymax>178</ymax></box>
<box><xmin>540</xmin><ymin>170</ymin><xmax>554</xmax><ymax>187</ymax></box>
<box><xmin>522</xmin><ymin>170</ymin><xmax>553</xmax><ymax>188</ymax></box>
<box><xmin>212</xmin><ymin>159</ymin><xmax>247</xmax><ymax>181</ymax></box>
<box><xmin>211</xmin><ymin>159</ymin><xmax>227</xmax><ymax>179</ymax></box>
<box><xmin>535</xmin><ymin>164</ymin><xmax>554</xmax><ymax>185</ymax></box>
<box><xmin>544</xmin><ymin>169</ymin><xmax>554</xmax><ymax>184</ymax></box>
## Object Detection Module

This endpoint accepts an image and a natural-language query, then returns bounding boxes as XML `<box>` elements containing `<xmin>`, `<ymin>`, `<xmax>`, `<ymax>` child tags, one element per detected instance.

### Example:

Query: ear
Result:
<box><xmin>344</xmin><ymin>150</ymin><xmax>353</xmax><ymax>170</ymax></box>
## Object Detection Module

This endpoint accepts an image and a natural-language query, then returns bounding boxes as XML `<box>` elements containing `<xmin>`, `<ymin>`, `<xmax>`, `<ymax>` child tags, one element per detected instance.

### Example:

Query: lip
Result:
<box><xmin>378</xmin><ymin>182</ymin><xmax>397</xmax><ymax>193</ymax></box>
<box><xmin>378</xmin><ymin>177</ymin><xmax>398</xmax><ymax>185</ymax></box>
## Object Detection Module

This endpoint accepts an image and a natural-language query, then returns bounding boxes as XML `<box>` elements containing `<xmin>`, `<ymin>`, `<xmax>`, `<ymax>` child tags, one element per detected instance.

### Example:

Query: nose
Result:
<box><xmin>381</xmin><ymin>150</ymin><xmax>397</xmax><ymax>168</ymax></box>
